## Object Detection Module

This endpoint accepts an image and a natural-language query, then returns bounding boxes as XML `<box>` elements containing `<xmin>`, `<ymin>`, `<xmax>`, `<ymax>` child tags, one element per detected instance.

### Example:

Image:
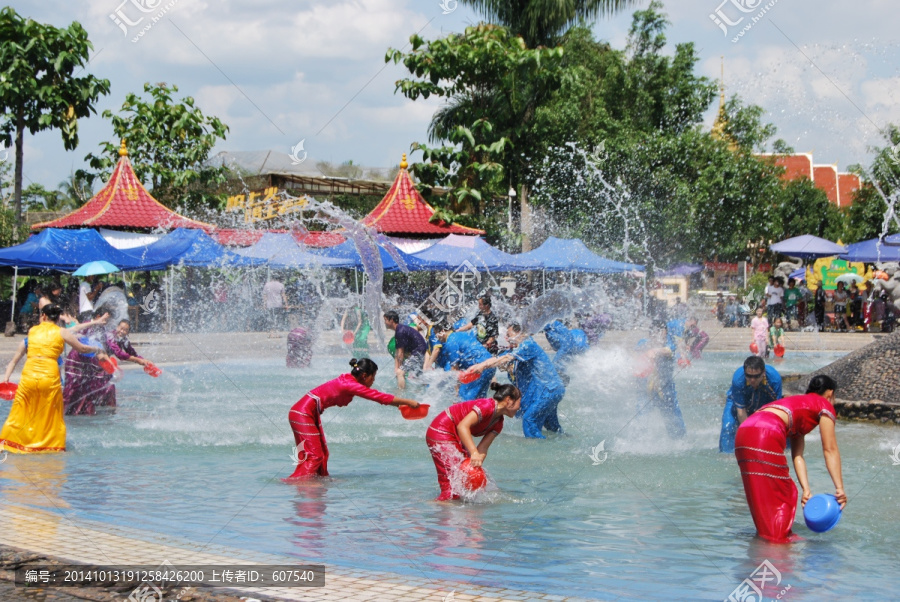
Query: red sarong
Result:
<box><xmin>426</xmin><ymin>413</ymin><xmax>465</xmax><ymax>501</ymax></box>
<box><xmin>284</xmin><ymin>395</ymin><xmax>329</xmax><ymax>480</ymax></box>
<box><xmin>735</xmin><ymin>411</ymin><xmax>797</xmax><ymax>543</ymax></box>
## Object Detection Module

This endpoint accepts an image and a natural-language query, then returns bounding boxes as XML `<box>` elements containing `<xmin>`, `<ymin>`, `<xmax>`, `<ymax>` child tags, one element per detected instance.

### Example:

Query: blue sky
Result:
<box><xmin>5</xmin><ymin>0</ymin><xmax>899</xmax><ymax>191</ymax></box>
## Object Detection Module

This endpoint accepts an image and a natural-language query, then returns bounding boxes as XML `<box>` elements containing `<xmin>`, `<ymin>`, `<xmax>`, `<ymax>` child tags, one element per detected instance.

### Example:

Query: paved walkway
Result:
<box><xmin>0</xmin><ymin>505</ymin><xmax>588</xmax><ymax>601</ymax></box>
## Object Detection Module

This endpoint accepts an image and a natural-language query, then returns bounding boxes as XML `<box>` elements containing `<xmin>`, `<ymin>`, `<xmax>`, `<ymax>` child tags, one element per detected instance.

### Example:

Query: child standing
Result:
<box><xmin>768</xmin><ymin>317</ymin><xmax>785</xmax><ymax>357</ymax></box>
<box><xmin>750</xmin><ymin>307</ymin><xmax>769</xmax><ymax>359</ymax></box>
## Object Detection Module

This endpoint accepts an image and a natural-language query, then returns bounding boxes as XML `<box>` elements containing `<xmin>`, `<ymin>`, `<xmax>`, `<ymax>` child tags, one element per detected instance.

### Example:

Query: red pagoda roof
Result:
<box><xmin>362</xmin><ymin>154</ymin><xmax>484</xmax><ymax>237</ymax></box>
<box><xmin>32</xmin><ymin>141</ymin><xmax>215</xmax><ymax>232</ymax></box>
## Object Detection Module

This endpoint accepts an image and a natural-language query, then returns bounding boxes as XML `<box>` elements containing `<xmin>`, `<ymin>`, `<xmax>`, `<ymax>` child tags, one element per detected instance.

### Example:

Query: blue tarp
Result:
<box><xmin>235</xmin><ymin>233</ymin><xmax>349</xmax><ymax>269</ymax></box>
<box><xmin>311</xmin><ymin>239</ymin><xmax>436</xmax><ymax>272</ymax></box>
<box><xmin>517</xmin><ymin>237</ymin><xmax>644</xmax><ymax>273</ymax></box>
<box><xmin>411</xmin><ymin>234</ymin><xmax>534</xmax><ymax>272</ymax></box>
<box><xmin>121</xmin><ymin>228</ymin><xmax>265</xmax><ymax>270</ymax></box>
<box><xmin>770</xmin><ymin>235</ymin><xmax>846</xmax><ymax>259</ymax></box>
<box><xmin>0</xmin><ymin>228</ymin><xmax>148</xmax><ymax>273</ymax></box>
<box><xmin>839</xmin><ymin>238</ymin><xmax>900</xmax><ymax>263</ymax></box>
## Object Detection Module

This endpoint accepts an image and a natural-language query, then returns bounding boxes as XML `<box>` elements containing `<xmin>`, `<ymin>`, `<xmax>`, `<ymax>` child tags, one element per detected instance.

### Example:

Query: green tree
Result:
<box><xmin>79</xmin><ymin>83</ymin><xmax>229</xmax><ymax>211</ymax></box>
<box><xmin>460</xmin><ymin>0</ymin><xmax>639</xmax><ymax>48</ymax></box>
<box><xmin>387</xmin><ymin>25</ymin><xmax>563</xmax><ymax>243</ymax></box>
<box><xmin>0</xmin><ymin>8</ymin><xmax>110</xmax><ymax>225</ymax></box>
<box><xmin>844</xmin><ymin>126</ymin><xmax>900</xmax><ymax>242</ymax></box>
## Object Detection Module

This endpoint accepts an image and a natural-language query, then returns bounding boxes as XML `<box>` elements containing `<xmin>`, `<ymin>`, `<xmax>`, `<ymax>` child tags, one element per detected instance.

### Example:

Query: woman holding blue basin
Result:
<box><xmin>734</xmin><ymin>374</ymin><xmax>846</xmax><ymax>543</ymax></box>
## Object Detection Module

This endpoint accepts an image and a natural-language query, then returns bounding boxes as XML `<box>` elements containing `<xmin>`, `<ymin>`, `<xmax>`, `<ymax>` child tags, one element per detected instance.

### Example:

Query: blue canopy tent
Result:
<box><xmin>311</xmin><ymin>238</ymin><xmax>436</xmax><ymax>272</ymax></box>
<box><xmin>0</xmin><ymin>228</ymin><xmax>154</xmax><ymax>325</ymax></box>
<box><xmin>769</xmin><ymin>235</ymin><xmax>847</xmax><ymax>259</ymax></box>
<box><xmin>410</xmin><ymin>234</ymin><xmax>534</xmax><ymax>272</ymax></box>
<box><xmin>839</xmin><ymin>238</ymin><xmax>900</xmax><ymax>263</ymax></box>
<box><xmin>235</xmin><ymin>233</ymin><xmax>349</xmax><ymax>269</ymax></box>
<box><xmin>516</xmin><ymin>237</ymin><xmax>644</xmax><ymax>273</ymax></box>
<box><xmin>0</xmin><ymin>228</ymin><xmax>148</xmax><ymax>273</ymax></box>
<box><xmin>121</xmin><ymin>228</ymin><xmax>266</xmax><ymax>270</ymax></box>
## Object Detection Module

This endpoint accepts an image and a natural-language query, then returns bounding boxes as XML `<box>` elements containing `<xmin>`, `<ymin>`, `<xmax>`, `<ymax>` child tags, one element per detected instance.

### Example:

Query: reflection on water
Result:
<box><xmin>0</xmin><ymin>351</ymin><xmax>897</xmax><ymax>599</ymax></box>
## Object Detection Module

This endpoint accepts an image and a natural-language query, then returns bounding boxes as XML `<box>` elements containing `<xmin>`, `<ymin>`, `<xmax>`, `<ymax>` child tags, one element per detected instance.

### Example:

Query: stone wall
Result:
<box><xmin>788</xmin><ymin>330</ymin><xmax>900</xmax><ymax>424</ymax></box>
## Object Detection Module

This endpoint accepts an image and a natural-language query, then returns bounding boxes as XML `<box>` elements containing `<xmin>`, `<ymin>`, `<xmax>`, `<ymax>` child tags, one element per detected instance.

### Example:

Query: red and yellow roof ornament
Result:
<box><xmin>32</xmin><ymin>140</ymin><xmax>215</xmax><ymax>232</ymax></box>
<box><xmin>362</xmin><ymin>153</ymin><xmax>484</xmax><ymax>236</ymax></box>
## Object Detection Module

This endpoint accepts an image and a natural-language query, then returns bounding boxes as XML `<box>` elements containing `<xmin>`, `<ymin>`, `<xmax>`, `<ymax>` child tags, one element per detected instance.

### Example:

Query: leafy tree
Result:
<box><xmin>844</xmin><ymin>126</ymin><xmax>900</xmax><ymax>242</ymax></box>
<box><xmin>387</xmin><ymin>25</ymin><xmax>563</xmax><ymax>243</ymax></box>
<box><xmin>79</xmin><ymin>83</ymin><xmax>229</xmax><ymax>211</ymax></box>
<box><xmin>460</xmin><ymin>0</ymin><xmax>639</xmax><ymax>48</ymax></box>
<box><xmin>0</xmin><ymin>8</ymin><xmax>110</xmax><ymax>225</ymax></box>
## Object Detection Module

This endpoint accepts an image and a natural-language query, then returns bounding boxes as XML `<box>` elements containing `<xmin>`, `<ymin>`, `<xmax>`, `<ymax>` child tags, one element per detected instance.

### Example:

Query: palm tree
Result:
<box><xmin>460</xmin><ymin>0</ymin><xmax>639</xmax><ymax>47</ymax></box>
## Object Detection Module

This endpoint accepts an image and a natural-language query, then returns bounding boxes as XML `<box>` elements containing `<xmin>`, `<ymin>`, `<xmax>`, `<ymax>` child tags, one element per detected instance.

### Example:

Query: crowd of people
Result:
<box><xmin>0</xmin><ymin>274</ymin><xmax>847</xmax><ymax>543</ymax></box>
<box><xmin>715</xmin><ymin>274</ymin><xmax>899</xmax><ymax>334</ymax></box>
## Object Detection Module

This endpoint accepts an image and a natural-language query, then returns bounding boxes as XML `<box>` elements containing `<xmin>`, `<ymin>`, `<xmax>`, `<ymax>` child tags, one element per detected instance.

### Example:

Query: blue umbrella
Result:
<box><xmin>72</xmin><ymin>260</ymin><xmax>120</xmax><ymax>277</ymax></box>
<box><xmin>769</xmin><ymin>235</ymin><xmax>846</xmax><ymax>259</ymax></box>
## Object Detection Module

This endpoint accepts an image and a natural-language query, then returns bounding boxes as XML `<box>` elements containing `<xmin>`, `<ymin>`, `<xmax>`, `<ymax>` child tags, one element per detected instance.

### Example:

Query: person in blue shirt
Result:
<box><xmin>426</xmin><ymin>326</ymin><xmax>496</xmax><ymax>400</ymax></box>
<box><xmin>665</xmin><ymin>315</ymin><xmax>698</xmax><ymax>360</ymax></box>
<box><xmin>719</xmin><ymin>356</ymin><xmax>783</xmax><ymax>452</ymax></box>
<box><xmin>383</xmin><ymin>310</ymin><xmax>427</xmax><ymax>390</ymax></box>
<box><xmin>543</xmin><ymin>320</ymin><xmax>589</xmax><ymax>384</ymax></box>
<box><xmin>634</xmin><ymin>332</ymin><xmax>686</xmax><ymax>439</ymax></box>
<box><xmin>469</xmin><ymin>323</ymin><xmax>566</xmax><ymax>439</ymax></box>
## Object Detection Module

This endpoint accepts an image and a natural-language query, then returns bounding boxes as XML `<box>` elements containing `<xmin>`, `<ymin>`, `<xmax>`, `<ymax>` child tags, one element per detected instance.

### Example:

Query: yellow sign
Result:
<box><xmin>225</xmin><ymin>187</ymin><xmax>309</xmax><ymax>223</ymax></box>
<box><xmin>807</xmin><ymin>257</ymin><xmax>872</xmax><ymax>290</ymax></box>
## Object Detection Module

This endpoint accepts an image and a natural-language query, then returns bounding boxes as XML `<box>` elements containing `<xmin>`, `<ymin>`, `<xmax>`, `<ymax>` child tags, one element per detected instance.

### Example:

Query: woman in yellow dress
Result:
<box><xmin>0</xmin><ymin>304</ymin><xmax>109</xmax><ymax>454</ymax></box>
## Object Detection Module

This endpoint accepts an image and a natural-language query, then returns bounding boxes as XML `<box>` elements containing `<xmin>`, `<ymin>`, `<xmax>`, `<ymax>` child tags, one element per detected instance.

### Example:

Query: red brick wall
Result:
<box><xmin>838</xmin><ymin>173</ymin><xmax>860</xmax><ymax>208</ymax></box>
<box><xmin>813</xmin><ymin>165</ymin><xmax>839</xmax><ymax>206</ymax></box>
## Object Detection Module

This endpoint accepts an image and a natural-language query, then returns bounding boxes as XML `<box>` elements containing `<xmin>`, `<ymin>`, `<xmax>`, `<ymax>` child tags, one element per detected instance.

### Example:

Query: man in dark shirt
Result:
<box><xmin>383</xmin><ymin>310</ymin><xmax>427</xmax><ymax>390</ymax></box>
<box><xmin>456</xmin><ymin>296</ymin><xmax>500</xmax><ymax>353</ymax></box>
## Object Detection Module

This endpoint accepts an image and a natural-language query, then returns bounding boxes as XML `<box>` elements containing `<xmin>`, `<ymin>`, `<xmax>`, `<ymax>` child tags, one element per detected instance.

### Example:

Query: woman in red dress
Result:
<box><xmin>735</xmin><ymin>374</ymin><xmax>846</xmax><ymax>542</ymax></box>
<box><xmin>426</xmin><ymin>383</ymin><xmax>521</xmax><ymax>501</ymax></box>
<box><xmin>284</xmin><ymin>358</ymin><xmax>420</xmax><ymax>481</ymax></box>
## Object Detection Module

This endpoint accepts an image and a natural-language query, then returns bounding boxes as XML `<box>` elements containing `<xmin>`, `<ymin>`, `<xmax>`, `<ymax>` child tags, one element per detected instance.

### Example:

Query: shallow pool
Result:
<box><xmin>1</xmin><ymin>347</ymin><xmax>897</xmax><ymax>600</ymax></box>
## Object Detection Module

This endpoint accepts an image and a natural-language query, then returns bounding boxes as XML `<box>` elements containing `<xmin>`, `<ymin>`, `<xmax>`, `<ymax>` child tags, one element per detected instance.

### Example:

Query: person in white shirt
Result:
<box><xmin>78</xmin><ymin>276</ymin><xmax>101</xmax><ymax>322</ymax></box>
<box><xmin>766</xmin><ymin>276</ymin><xmax>784</xmax><ymax>323</ymax></box>
<box><xmin>262</xmin><ymin>277</ymin><xmax>288</xmax><ymax>336</ymax></box>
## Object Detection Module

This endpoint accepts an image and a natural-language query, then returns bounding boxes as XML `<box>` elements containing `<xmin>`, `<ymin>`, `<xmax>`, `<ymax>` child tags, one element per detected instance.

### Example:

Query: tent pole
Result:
<box><xmin>10</xmin><ymin>266</ymin><xmax>18</xmax><ymax>324</ymax></box>
<box><xmin>167</xmin><ymin>267</ymin><xmax>173</xmax><ymax>332</ymax></box>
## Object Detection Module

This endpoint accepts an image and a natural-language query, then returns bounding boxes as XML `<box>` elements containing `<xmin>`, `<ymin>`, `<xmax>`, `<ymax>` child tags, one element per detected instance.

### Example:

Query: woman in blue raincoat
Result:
<box><xmin>425</xmin><ymin>325</ymin><xmax>496</xmax><ymax>401</ymax></box>
<box><xmin>469</xmin><ymin>323</ymin><xmax>565</xmax><ymax>439</ymax></box>
<box><xmin>543</xmin><ymin>320</ymin><xmax>589</xmax><ymax>384</ymax></box>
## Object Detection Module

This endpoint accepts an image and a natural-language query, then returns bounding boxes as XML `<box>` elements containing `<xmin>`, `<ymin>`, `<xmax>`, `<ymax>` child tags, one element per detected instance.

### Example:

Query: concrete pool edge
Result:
<box><xmin>0</xmin><ymin>503</ymin><xmax>595</xmax><ymax>601</ymax></box>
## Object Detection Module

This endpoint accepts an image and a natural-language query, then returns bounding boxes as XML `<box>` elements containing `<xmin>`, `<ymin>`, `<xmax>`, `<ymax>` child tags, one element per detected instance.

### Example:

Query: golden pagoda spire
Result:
<box><xmin>400</xmin><ymin>153</ymin><xmax>408</xmax><ymax>170</ymax></box>
<box><xmin>119</xmin><ymin>139</ymin><xmax>128</xmax><ymax>157</ymax></box>
<box><xmin>711</xmin><ymin>57</ymin><xmax>736</xmax><ymax>150</ymax></box>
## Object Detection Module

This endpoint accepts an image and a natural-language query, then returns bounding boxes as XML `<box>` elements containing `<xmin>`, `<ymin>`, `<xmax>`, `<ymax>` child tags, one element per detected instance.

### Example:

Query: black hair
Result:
<box><xmin>118</xmin><ymin>319</ymin><xmax>131</xmax><ymax>327</ymax></box>
<box><xmin>508</xmin><ymin>322</ymin><xmax>522</xmax><ymax>334</ymax></box>
<box><xmin>743</xmin><ymin>356</ymin><xmax>765</xmax><ymax>373</ymax></box>
<box><xmin>479</xmin><ymin>296</ymin><xmax>492</xmax><ymax>308</ymax></box>
<box><xmin>41</xmin><ymin>303</ymin><xmax>62</xmax><ymax>323</ymax></box>
<box><xmin>349</xmin><ymin>358</ymin><xmax>378</xmax><ymax>377</ymax></box>
<box><xmin>490</xmin><ymin>382</ymin><xmax>520</xmax><ymax>401</ymax></box>
<box><xmin>774</xmin><ymin>277</ymin><xmax>784</xmax><ymax>286</ymax></box>
<box><xmin>383</xmin><ymin>310</ymin><xmax>399</xmax><ymax>324</ymax></box>
<box><xmin>806</xmin><ymin>374</ymin><xmax>837</xmax><ymax>396</ymax></box>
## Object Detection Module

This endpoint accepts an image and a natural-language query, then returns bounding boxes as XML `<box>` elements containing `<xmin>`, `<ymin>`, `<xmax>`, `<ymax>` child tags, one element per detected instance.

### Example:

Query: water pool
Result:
<box><xmin>1</xmin><ymin>349</ymin><xmax>897</xmax><ymax>600</ymax></box>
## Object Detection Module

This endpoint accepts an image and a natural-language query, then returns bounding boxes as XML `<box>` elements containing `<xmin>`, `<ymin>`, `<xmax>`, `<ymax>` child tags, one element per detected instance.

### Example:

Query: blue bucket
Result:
<box><xmin>803</xmin><ymin>494</ymin><xmax>842</xmax><ymax>533</ymax></box>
